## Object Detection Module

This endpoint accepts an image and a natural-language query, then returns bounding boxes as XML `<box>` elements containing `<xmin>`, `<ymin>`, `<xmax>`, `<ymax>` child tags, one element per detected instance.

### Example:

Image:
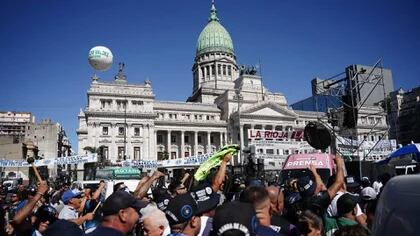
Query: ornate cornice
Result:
<box><xmin>154</xmin><ymin>120</ymin><xmax>227</xmax><ymax>128</ymax></box>
<box><xmin>84</xmin><ymin>110</ymin><xmax>157</xmax><ymax>119</ymax></box>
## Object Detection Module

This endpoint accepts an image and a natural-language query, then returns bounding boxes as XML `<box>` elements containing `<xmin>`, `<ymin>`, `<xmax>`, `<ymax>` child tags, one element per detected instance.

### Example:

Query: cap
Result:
<box><xmin>337</xmin><ymin>193</ymin><xmax>359</xmax><ymax>216</ymax></box>
<box><xmin>154</xmin><ymin>189</ymin><xmax>172</xmax><ymax>211</ymax></box>
<box><xmin>212</xmin><ymin>201</ymin><xmax>259</xmax><ymax>236</ymax></box>
<box><xmin>61</xmin><ymin>190</ymin><xmax>83</xmax><ymax>204</ymax></box>
<box><xmin>361</xmin><ymin>187</ymin><xmax>377</xmax><ymax>200</ymax></box>
<box><xmin>191</xmin><ymin>185</ymin><xmax>220</xmax><ymax>214</ymax></box>
<box><xmin>42</xmin><ymin>219</ymin><xmax>84</xmax><ymax>236</ymax></box>
<box><xmin>35</xmin><ymin>205</ymin><xmax>58</xmax><ymax>223</ymax></box>
<box><xmin>345</xmin><ymin>176</ymin><xmax>360</xmax><ymax>188</ymax></box>
<box><xmin>165</xmin><ymin>193</ymin><xmax>198</xmax><ymax>225</ymax></box>
<box><xmin>297</xmin><ymin>176</ymin><xmax>316</xmax><ymax>198</ymax></box>
<box><xmin>102</xmin><ymin>190</ymin><xmax>147</xmax><ymax>217</ymax></box>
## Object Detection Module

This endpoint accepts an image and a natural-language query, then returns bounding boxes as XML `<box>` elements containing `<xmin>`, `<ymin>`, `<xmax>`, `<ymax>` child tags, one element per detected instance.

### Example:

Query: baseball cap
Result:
<box><xmin>337</xmin><ymin>193</ymin><xmax>359</xmax><ymax>216</ymax></box>
<box><xmin>43</xmin><ymin>219</ymin><xmax>84</xmax><ymax>236</ymax></box>
<box><xmin>361</xmin><ymin>187</ymin><xmax>377</xmax><ymax>200</ymax></box>
<box><xmin>212</xmin><ymin>201</ymin><xmax>259</xmax><ymax>236</ymax></box>
<box><xmin>154</xmin><ymin>189</ymin><xmax>172</xmax><ymax>211</ymax></box>
<box><xmin>191</xmin><ymin>184</ymin><xmax>220</xmax><ymax>214</ymax></box>
<box><xmin>345</xmin><ymin>176</ymin><xmax>360</xmax><ymax>188</ymax></box>
<box><xmin>35</xmin><ymin>205</ymin><xmax>58</xmax><ymax>223</ymax></box>
<box><xmin>61</xmin><ymin>190</ymin><xmax>83</xmax><ymax>204</ymax></box>
<box><xmin>297</xmin><ymin>176</ymin><xmax>316</xmax><ymax>198</ymax></box>
<box><xmin>165</xmin><ymin>193</ymin><xmax>198</xmax><ymax>225</ymax></box>
<box><xmin>102</xmin><ymin>190</ymin><xmax>148</xmax><ymax>217</ymax></box>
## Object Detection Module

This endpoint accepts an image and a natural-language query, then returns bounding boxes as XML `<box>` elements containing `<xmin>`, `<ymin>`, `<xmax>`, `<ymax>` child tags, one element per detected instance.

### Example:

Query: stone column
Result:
<box><xmin>181</xmin><ymin>131</ymin><xmax>185</xmax><ymax>158</ymax></box>
<box><xmin>194</xmin><ymin>131</ymin><xmax>198</xmax><ymax>156</ymax></box>
<box><xmin>167</xmin><ymin>130</ymin><xmax>171</xmax><ymax>158</ymax></box>
<box><xmin>219</xmin><ymin>132</ymin><xmax>223</xmax><ymax>149</ymax></box>
<box><xmin>240</xmin><ymin>125</ymin><xmax>244</xmax><ymax>152</ymax></box>
<box><xmin>208</xmin><ymin>132</ymin><xmax>212</xmax><ymax>153</ymax></box>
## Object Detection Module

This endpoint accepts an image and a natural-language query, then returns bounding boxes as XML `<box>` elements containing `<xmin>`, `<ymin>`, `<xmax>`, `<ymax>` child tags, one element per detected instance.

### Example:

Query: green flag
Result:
<box><xmin>194</xmin><ymin>144</ymin><xmax>240</xmax><ymax>181</ymax></box>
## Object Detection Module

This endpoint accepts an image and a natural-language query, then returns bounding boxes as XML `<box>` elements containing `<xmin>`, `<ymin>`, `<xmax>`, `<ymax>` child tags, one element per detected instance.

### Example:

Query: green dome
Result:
<box><xmin>196</xmin><ymin>3</ymin><xmax>234</xmax><ymax>55</ymax></box>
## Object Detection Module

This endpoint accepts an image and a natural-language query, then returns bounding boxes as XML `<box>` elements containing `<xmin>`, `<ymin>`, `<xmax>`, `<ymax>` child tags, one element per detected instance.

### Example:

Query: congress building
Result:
<box><xmin>77</xmin><ymin>2</ymin><xmax>324</xmax><ymax>166</ymax></box>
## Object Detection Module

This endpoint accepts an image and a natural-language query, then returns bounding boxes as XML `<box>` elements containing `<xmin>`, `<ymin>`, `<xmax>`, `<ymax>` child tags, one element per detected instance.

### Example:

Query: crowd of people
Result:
<box><xmin>0</xmin><ymin>153</ymin><xmax>392</xmax><ymax>236</ymax></box>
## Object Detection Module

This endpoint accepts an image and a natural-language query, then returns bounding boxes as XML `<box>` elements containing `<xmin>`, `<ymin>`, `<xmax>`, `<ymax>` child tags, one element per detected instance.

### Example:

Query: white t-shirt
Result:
<box><xmin>327</xmin><ymin>191</ymin><xmax>363</xmax><ymax>217</ymax></box>
<box><xmin>58</xmin><ymin>205</ymin><xmax>78</xmax><ymax>220</ymax></box>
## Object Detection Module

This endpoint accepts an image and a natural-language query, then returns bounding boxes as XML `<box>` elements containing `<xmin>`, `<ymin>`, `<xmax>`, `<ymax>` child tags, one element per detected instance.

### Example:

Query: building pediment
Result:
<box><xmin>241</xmin><ymin>101</ymin><xmax>298</xmax><ymax>118</ymax></box>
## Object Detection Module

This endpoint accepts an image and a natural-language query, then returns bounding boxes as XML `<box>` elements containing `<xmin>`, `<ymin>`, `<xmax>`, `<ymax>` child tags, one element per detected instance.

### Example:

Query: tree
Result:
<box><xmin>83</xmin><ymin>145</ymin><xmax>106</xmax><ymax>180</ymax></box>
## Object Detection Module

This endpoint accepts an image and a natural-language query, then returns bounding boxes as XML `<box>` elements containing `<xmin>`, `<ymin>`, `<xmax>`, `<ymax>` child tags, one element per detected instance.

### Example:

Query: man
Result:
<box><xmin>324</xmin><ymin>193</ymin><xmax>361</xmax><ymax>236</ymax></box>
<box><xmin>88</xmin><ymin>190</ymin><xmax>147</xmax><ymax>236</ymax></box>
<box><xmin>211</xmin><ymin>201</ymin><xmax>260</xmax><ymax>236</ymax></box>
<box><xmin>267</xmin><ymin>185</ymin><xmax>297</xmax><ymax>235</ymax></box>
<box><xmin>191</xmin><ymin>185</ymin><xmax>220</xmax><ymax>236</ymax></box>
<box><xmin>83</xmin><ymin>181</ymin><xmax>106</xmax><ymax>233</ymax></box>
<box><xmin>33</xmin><ymin>205</ymin><xmax>59</xmax><ymax>235</ymax></box>
<box><xmin>58</xmin><ymin>189</ymin><xmax>94</xmax><ymax>225</ymax></box>
<box><xmin>141</xmin><ymin>207</ymin><xmax>170</xmax><ymax>236</ymax></box>
<box><xmin>165</xmin><ymin>193</ymin><xmax>201</xmax><ymax>236</ymax></box>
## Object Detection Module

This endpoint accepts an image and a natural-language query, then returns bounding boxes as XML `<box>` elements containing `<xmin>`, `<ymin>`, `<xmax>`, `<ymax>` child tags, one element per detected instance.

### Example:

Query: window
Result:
<box><xmin>207</xmin><ymin>115</ymin><xmax>210</xmax><ymax>120</ymax></box>
<box><xmin>118</xmin><ymin>127</ymin><xmax>125</xmax><ymax>136</ymax></box>
<box><xmin>134</xmin><ymin>127</ymin><xmax>140</xmax><ymax>136</ymax></box>
<box><xmin>195</xmin><ymin>115</ymin><xmax>198</xmax><ymax>120</ymax></box>
<box><xmin>134</xmin><ymin>147</ymin><xmax>140</xmax><ymax>160</ymax></box>
<box><xmin>218</xmin><ymin>64</ymin><xmax>221</xmax><ymax>75</ymax></box>
<box><xmin>157</xmin><ymin>135</ymin><xmax>163</xmax><ymax>143</ymax></box>
<box><xmin>118</xmin><ymin>147</ymin><xmax>125</xmax><ymax>160</ymax></box>
<box><xmin>206</xmin><ymin>66</ymin><xmax>210</xmax><ymax>76</ymax></box>
<box><xmin>101</xmin><ymin>100</ymin><xmax>106</xmax><ymax>108</ymax></box>
<box><xmin>102</xmin><ymin>127</ymin><xmax>108</xmax><ymax>135</ymax></box>
<box><xmin>171</xmin><ymin>152</ymin><xmax>177</xmax><ymax>159</ymax></box>
<box><xmin>184</xmin><ymin>135</ymin><xmax>189</xmax><ymax>143</ymax></box>
<box><xmin>228</xmin><ymin>66</ymin><xmax>232</xmax><ymax>76</ymax></box>
<box><xmin>210</xmin><ymin>136</ymin><xmax>214</xmax><ymax>144</ymax></box>
<box><xmin>171</xmin><ymin>135</ymin><xmax>177</xmax><ymax>143</ymax></box>
<box><xmin>103</xmin><ymin>147</ymin><xmax>109</xmax><ymax>159</ymax></box>
<box><xmin>211</xmin><ymin>65</ymin><xmax>215</xmax><ymax>75</ymax></box>
<box><xmin>186</xmin><ymin>114</ymin><xmax>190</xmax><ymax>119</ymax></box>
<box><xmin>185</xmin><ymin>152</ymin><xmax>190</xmax><ymax>157</ymax></box>
<box><xmin>198</xmin><ymin>136</ymin><xmax>202</xmax><ymax>144</ymax></box>
<box><xmin>266</xmin><ymin>149</ymin><xmax>274</xmax><ymax>154</ymax></box>
<box><xmin>223</xmin><ymin>65</ymin><xmax>226</xmax><ymax>75</ymax></box>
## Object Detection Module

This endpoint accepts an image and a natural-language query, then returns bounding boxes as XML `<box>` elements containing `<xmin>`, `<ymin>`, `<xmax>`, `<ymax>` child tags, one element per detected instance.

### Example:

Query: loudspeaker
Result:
<box><xmin>304</xmin><ymin>122</ymin><xmax>331</xmax><ymax>150</ymax></box>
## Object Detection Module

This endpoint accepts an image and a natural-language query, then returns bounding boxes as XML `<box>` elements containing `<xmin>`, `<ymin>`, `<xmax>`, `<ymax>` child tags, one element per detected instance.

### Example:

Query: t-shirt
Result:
<box><xmin>327</xmin><ymin>191</ymin><xmax>364</xmax><ymax>217</ymax></box>
<box><xmin>324</xmin><ymin>217</ymin><xmax>357</xmax><ymax>236</ymax></box>
<box><xmin>270</xmin><ymin>214</ymin><xmax>297</xmax><ymax>236</ymax></box>
<box><xmin>198</xmin><ymin>216</ymin><xmax>213</xmax><ymax>236</ymax></box>
<box><xmin>258</xmin><ymin>225</ymin><xmax>284</xmax><ymax>236</ymax></box>
<box><xmin>87</xmin><ymin>226</ymin><xmax>125</xmax><ymax>236</ymax></box>
<box><xmin>58</xmin><ymin>205</ymin><xmax>78</xmax><ymax>220</ymax></box>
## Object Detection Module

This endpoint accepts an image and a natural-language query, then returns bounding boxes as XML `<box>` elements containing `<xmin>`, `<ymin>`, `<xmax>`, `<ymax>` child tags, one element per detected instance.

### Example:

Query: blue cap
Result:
<box><xmin>61</xmin><ymin>190</ymin><xmax>83</xmax><ymax>204</ymax></box>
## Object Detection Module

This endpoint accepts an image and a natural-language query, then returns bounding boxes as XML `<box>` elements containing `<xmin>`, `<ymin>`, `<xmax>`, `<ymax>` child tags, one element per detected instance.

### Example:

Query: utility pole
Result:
<box><xmin>235</xmin><ymin>89</ymin><xmax>243</xmax><ymax>166</ymax></box>
<box><xmin>124</xmin><ymin>99</ymin><xmax>127</xmax><ymax>160</ymax></box>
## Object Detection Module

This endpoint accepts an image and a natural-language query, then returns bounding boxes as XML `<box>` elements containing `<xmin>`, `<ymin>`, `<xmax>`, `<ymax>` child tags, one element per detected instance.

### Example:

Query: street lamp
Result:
<box><xmin>124</xmin><ymin>99</ymin><xmax>127</xmax><ymax>160</ymax></box>
<box><xmin>234</xmin><ymin>89</ymin><xmax>243</xmax><ymax>165</ymax></box>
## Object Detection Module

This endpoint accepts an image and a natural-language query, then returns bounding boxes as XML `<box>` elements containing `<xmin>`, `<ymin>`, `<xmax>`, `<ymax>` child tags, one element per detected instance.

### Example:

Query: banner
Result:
<box><xmin>0</xmin><ymin>154</ymin><xmax>98</xmax><ymax>168</ymax></box>
<box><xmin>248</xmin><ymin>129</ymin><xmax>304</xmax><ymax>140</ymax></box>
<box><xmin>121</xmin><ymin>153</ymin><xmax>214</xmax><ymax>169</ymax></box>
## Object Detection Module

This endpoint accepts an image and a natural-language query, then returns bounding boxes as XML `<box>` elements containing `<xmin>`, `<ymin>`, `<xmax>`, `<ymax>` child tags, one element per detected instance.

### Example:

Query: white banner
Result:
<box><xmin>248</xmin><ymin>129</ymin><xmax>304</xmax><ymax>140</ymax></box>
<box><xmin>121</xmin><ymin>153</ymin><xmax>214</xmax><ymax>169</ymax></box>
<box><xmin>0</xmin><ymin>154</ymin><xmax>98</xmax><ymax>168</ymax></box>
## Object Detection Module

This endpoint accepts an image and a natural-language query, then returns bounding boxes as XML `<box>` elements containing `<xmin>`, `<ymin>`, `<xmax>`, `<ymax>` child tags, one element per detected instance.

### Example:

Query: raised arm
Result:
<box><xmin>12</xmin><ymin>181</ymin><xmax>48</xmax><ymax>225</ymax></box>
<box><xmin>212</xmin><ymin>153</ymin><xmax>232</xmax><ymax>192</ymax></box>
<box><xmin>308</xmin><ymin>164</ymin><xmax>327</xmax><ymax>194</ymax></box>
<box><xmin>134</xmin><ymin>170</ymin><xmax>164</xmax><ymax>199</ymax></box>
<box><xmin>327</xmin><ymin>155</ymin><xmax>345</xmax><ymax>199</ymax></box>
<box><xmin>91</xmin><ymin>181</ymin><xmax>106</xmax><ymax>201</ymax></box>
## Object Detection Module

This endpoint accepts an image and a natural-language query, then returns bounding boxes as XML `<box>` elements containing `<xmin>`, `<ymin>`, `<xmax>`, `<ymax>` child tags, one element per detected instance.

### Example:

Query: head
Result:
<box><xmin>34</xmin><ymin>205</ymin><xmax>58</xmax><ymax>233</ymax></box>
<box><xmin>165</xmin><ymin>193</ymin><xmax>201</xmax><ymax>236</ymax></box>
<box><xmin>297</xmin><ymin>176</ymin><xmax>316</xmax><ymax>199</ymax></box>
<box><xmin>168</xmin><ymin>180</ymin><xmax>187</xmax><ymax>197</ymax></box>
<box><xmin>62</xmin><ymin>190</ymin><xmax>83</xmax><ymax>209</ymax></box>
<box><xmin>10</xmin><ymin>192</ymin><xmax>19</xmax><ymax>203</ymax></box>
<box><xmin>296</xmin><ymin>210</ymin><xmax>323</xmax><ymax>236</ymax></box>
<box><xmin>333</xmin><ymin>224</ymin><xmax>369</xmax><ymax>236</ymax></box>
<box><xmin>266</xmin><ymin>185</ymin><xmax>284</xmax><ymax>215</ymax></box>
<box><xmin>141</xmin><ymin>207</ymin><xmax>169</xmax><ymax>236</ymax></box>
<box><xmin>102</xmin><ymin>191</ymin><xmax>147</xmax><ymax>234</ymax></box>
<box><xmin>212</xmin><ymin>202</ymin><xmax>259</xmax><ymax>236</ymax></box>
<box><xmin>191</xmin><ymin>185</ymin><xmax>220</xmax><ymax>216</ymax></box>
<box><xmin>114</xmin><ymin>182</ymin><xmax>129</xmax><ymax>193</ymax></box>
<box><xmin>240</xmin><ymin>186</ymin><xmax>271</xmax><ymax>226</ymax></box>
<box><xmin>337</xmin><ymin>193</ymin><xmax>359</xmax><ymax>220</ymax></box>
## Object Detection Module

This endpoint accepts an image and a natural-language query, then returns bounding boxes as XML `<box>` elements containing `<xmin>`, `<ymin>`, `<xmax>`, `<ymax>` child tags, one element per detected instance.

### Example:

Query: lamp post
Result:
<box><xmin>234</xmin><ymin>89</ymin><xmax>243</xmax><ymax>166</ymax></box>
<box><xmin>124</xmin><ymin>99</ymin><xmax>127</xmax><ymax>160</ymax></box>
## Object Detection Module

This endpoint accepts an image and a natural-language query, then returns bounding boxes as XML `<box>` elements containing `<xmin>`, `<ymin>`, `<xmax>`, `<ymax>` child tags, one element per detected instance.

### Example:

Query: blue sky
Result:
<box><xmin>1</xmin><ymin>0</ymin><xmax>419</xmax><ymax>152</ymax></box>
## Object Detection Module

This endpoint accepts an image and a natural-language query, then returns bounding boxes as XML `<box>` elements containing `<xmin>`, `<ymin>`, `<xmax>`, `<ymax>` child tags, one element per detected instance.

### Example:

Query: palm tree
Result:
<box><xmin>83</xmin><ymin>145</ymin><xmax>106</xmax><ymax>180</ymax></box>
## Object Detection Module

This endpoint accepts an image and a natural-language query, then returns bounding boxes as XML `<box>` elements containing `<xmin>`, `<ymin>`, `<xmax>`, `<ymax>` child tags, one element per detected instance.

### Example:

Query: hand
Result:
<box><xmin>222</xmin><ymin>153</ymin><xmax>232</xmax><ymax>163</ymax></box>
<box><xmin>84</xmin><ymin>212</ymin><xmax>94</xmax><ymax>221</ymax></box>
<box><xmin>37</xmin><ymin>181</ymin><xmax>49</xmax><ymax>195</ymax></box>
<box><xmin>5</xmin><ymin>223</ymin><xmax>14</xmax><ymax>235</ymax></box>
<box><xmin>308</xmin><ymin>164</ymin><xmax>317</xmax><ymax>173</ymax></box>
<box><xmin>98</xmin><ymin>181</ymin><xmax>106</xmax><ymax>188</ymax></box>
<box><xmin>152</xmin><ymin>170</ymin><xmax>165</xmax><ymax>179</ymax></box>
<box><xmin>335</xmin><ymin>155</ymin><xmax>344</xmax><ymax>166</ymax></box>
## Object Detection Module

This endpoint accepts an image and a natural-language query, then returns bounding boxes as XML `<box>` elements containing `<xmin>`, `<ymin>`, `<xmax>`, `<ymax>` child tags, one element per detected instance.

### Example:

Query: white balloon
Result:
<box><xmin>88</xmin><ymin>46</ymin><xmax>113</xmax><ymax>71</ymax></box>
